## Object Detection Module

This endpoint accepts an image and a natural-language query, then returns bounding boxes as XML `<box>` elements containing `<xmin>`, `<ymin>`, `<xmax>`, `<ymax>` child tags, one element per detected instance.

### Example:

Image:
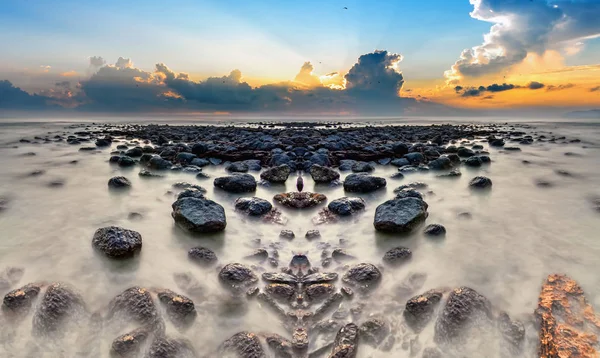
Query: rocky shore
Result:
<box><xmin>1</xmin><ymin>121</ymin><xmax>597</xmax><ymax>357</ymax></box>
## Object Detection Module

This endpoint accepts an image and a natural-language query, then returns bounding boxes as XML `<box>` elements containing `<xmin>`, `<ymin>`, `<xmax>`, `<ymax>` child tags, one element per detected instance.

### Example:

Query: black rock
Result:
<box><xmin>125</xmin><ymin>147</ymin><xmax>143</xmax><ymax>157</ymax></box>
<box><xmin>107</xmin><ymin>286</ymin><xmax>159</xmax><ymax>327</ymax></box>
<box><xmin>382</xmin><ymin>247</ymin><xmax>412</xmax><ymax>265</ymax></box>
<box><xmin>219</xmin><ymin>264</ymin><xmax>258</xmax><ymax>290</ymax></box>
<box><xmin>95</xmin><ymin>138</ymin><xmax>112</xmax><ymax>147</ymax></box>
<box><xmin>110</xmin><ymin>327</ymin><xmax>151</xmax><ymax>358</ymax></box>
<box><xmin>108</xmin><ymin>176</ymin><xmax>131</xmax><ymax>189</ymax></box>
<box><xmin>227</xmin><ymin>161</ymin><xmax>249</xmax><ymax>173</ymax></box>
<box><xmin>374</xmin><ymin>197</ymin><xmax>429</xmax><ymax>233</ymax></box>
<box><xmin>188</xmin><ymin>247</ymin><xmax>217</xmax><ymax>266</ymax></box>
<box><xmin>220</xmin><ymin>331</ymin><xmax>265</xmax><ymax>358</ymax></box>
<box><xmin>392</xmin><ymin>142</ymin><xmax>409</xmax><ymax>155</ymax></box>
<box><xmin>92</xmin><ymin>226</ymin><xmax>142</xmax><ymax>259</ymax></box>
<box><xmin>138</xmin><ymin>169</ymin><xmax>163</xmax><ymax>178</ymax></box>
<box><xmin>342</xmin><ymin>263</ymin><xmax>382</xmax><ymax>290</ymax></box>
<box><xmin>117</xmin><ymin>156</ymin><xmax>136</xmax><ymax>167</ymax></box>
<box><xmin>464</xmin><ymin>156</ymin><xmax>483</xmax><ymax>167</ymax></box>
<box><xmin>359</xmin><ymin>317</ymin><xmax>390</xmax><ymax>346</ymax></box>
<box><xmin>469</xmin><ymin>176</ymin><xmax>492</xmax><ymax>189</ymax></box>
<box><xmin>260</xmin><ymin>165</ymin><xmax>291</xmax><ymax>183</ymax></box>
<box><xmin>343</xmin><ymin>173</ymin><xmax>386</xmax><ymax>193</ymax></box>
<box><xmin>404</xmin><ymin>289</ymin><xmax>444</xmax><ymax>332</ymax></box>
<box><xmin>32</xmin><ymin>283</ymin><xmax>86</xmax><ymax>336</ymax></box>
<box><xmin>489</xmin><ymin>138</ymin><xmax>505</xmax><ymax>147</ymax></box>
<box><xmin>390</xmin><ymin>172</ymin><xmax>405</xmax><ymax>179</ymax></box>
<box><xmin>457</xmin><ymin>148</ymin><xmax>475</xmax><ymax>157</ymax></box>
<box><xmin>171</xmin><ymin>197</ymin><xmax>226</xmax><ymax>233</ymax></box>
<box><xmin>146</xmin><ymin>337</ymin><xmax>196</xmax><ymax>358</ymax></box>
<box><xmin>395</xmin><ymin>189</ymin><xmax>423</xmax><ymax>200</ymax></box>
<box><xmin>328</xmin><ymin>197</ymin><xmax>366</xmax><ymax>216</ymax></box>
<box><xmin>423</xmin><ymin>224</ymin><xmax>446</xmax><ymax>237</ymax></box>
<box><xmin>391</xmin><ymin>158</ymin><xmax>410</xmax><ymax>167</ymax></box>
<box><xmin>428</xmin><ymin>157</ymin><xmax>452</xmax><ymax>170</ymax></box>
<box><xmin>156</xmin><ymin>289</ymin><xmax>196</xmax><ymax>327</ymax></box>
<box><xmin>305</xmin><ymin>230</ymin><xmax>321</xmax><ymax>240</ymax></box>
<box><xmin>176</xmin><ymin>189</ymin><xmax>205</xmax><ymax>200</ymax></box>
<box><xmin>148</xmin><ymin>156</ymin><xmax>172</xmax><ymax>170</ymax></box>
<box><xmin>434</xmin><ymin>287</ymin><xmax>492</xmax><ymax>344</ymax></box>
<box><xmin>191</xmin><ymin>142</ymin><xmax>208</xmax><ymax>155</ymax></box>
<box><xmin>3</xmin><ymin>283</ymin><xmax>41</xmax><ymax>314</ymax></box>
<box><xmin>438</xmin><ymin>169</ymin><xmax>461</xmax><ymax>178</ymax></box>
<box><xmin>279</xmin><ymin>230</ymin><xmax>295</xmax><ymax>240</ymax></box>
<box><xmin>234</xmin><ymin>197</ymin><xmax>273</xmax><ymax>216</ymax></box>
<box><xmin>310</xmin><ymin>164</ymin><xmax>340</xmax><ymax>183</ymax></box>
<box><xmin>404</xmin><ymin>152</ymin><xmax>425</xmax><ymax>164</ymax></box>
<box><xmin>214</xmin><ymin>174</ymin><xmax>257</xmax><ymax>193</ymax></box>
<box><xmin>352</xmin><ymin>161</ymin><xmax>374</xmax><ymax>173</ymax></box>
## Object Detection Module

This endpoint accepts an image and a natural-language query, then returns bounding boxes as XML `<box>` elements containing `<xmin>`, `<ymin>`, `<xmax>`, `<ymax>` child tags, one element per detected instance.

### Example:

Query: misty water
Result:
<box><xmin>0</xmin><ymin>118</ymin><xmax>599</xmax><ymax>357</ymax></box>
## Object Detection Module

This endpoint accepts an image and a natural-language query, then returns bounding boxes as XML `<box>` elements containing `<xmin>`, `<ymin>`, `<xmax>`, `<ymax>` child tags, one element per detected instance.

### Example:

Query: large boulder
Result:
<box><xmin>260</xmin><ymin>165</ymin><xmax>291</xmax><ymax>183</ymax></box>
<box><xmin>537</xmin><ymin>274</ymin><xmax>600</xmax><ymax>358</ymax></box>
<box><xmin>310</xmin><ymin>164</ymin><xmax>340</xmax><ymax>183</ymax></box>
<box><xmin>404</xmin><ymin>289</ymin><xmax>444</xmax><ymax>332</ymax></box>
<box><xmin>214</xmin><ymin>174</ymin><xmax>257</xmax><ymax>193</ymax></box>
<box><xmin>343</xmin><ymin>174</ymin><xmax>386</xmax><ymax>193</ymax></box>
<box><xmin>329</xmin><ymin>323</ymin><xmax>359</xmax><ymax>358</ymax></box>
<box><xmin>171</xmin><ymin>197</ymin><xmax>226</xmax><ymax>233</ymax></box>
<box><xmin>434</xmin><ymin>287</ymin><xmax>492</xmax><ymax>344</ymax></box>
<box><xmin>92</xmin><ymin>226</ymin><xmax>142</xmax><ymax>259</ymax></box>
<box><xmin>374</xmin><ymin>197</ymin><xmax>428</xmax><ymax>233</ymax></box>
<box><xmin>234</xmin><ymin>197</ymin><xmax>273</xmax><ymax>216</ymax></box>
<box><xmin>32</xmin><ymin>283</ymin><xmax>86</xmax><ymax>336</ymax></box>
<box><xmin>220</xmin><ymin>331</ymin><xmax>265</xmax><ymax>358</ymax></box>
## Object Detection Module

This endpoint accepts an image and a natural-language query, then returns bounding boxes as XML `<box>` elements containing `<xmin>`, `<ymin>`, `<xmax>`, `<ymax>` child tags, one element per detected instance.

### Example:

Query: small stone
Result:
<box><xmin>383</xmin><ymin>247</ymin><xmax>412</xmax><ymax>265</ymax></box>
<box><xmin>305</xmin><ymin>230</ymin><xmax>321</xmax><ymax>240</ymax></box>
<box><xmin>234</xmin><ymin>197</ymin><xmax>273</xmax><ymax>216</ymax></box>
<box><xmin>188</xmin><ymin>247</ymin><xmax>217</xmax><ymax>266</ymax></box>
<box><xmin>108</xmin><ymin>176</ymin><xmax>131</xmax><ymax>189</ymax></box>
<box><xmin>423</xmin><ymin>224</ymin><xmax>446</xmax><ymax>237</ymax></box>
<box><xmin>469</xmin><ymin>176</ymin><xmax>492</xmax><ymax>189</ymax></box>
<box><xmin>279</xmin><ymin>230</ymin><xmax>295</xmax><ymax>240</ymax></box>
<box><xmin>92</xmin><ymin>226</ymin><xmax>142</xmax><ymax>259</ymax></box>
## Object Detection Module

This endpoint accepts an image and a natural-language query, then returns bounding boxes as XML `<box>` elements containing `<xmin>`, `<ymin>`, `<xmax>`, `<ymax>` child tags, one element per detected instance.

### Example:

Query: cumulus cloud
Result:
<box><xmin>344</xmin><ymin>50</ymin><xmax>404</xmax><ymax>96</ymax></box>
<box><xmin>319</xmin><ymin>72</ymin><xmax>346</xmax><ymax>89</ymax></box>
<box><xmin>294</xmin><ymin>62</ymin><xmax>321</xmax><ymax>87</ymax></box>
<box><xmin>445</xmin><ymin>0</ymin><xmax>600</xmax><ymax>83</ymax></box>
<box><xmin>89</xmin><ymin>56</ymin><xmax>106</xmax><ymax>67</ymax></box>
<box><xmin>115</xmin><ymin>57</ymin><xmax>133</xmax><ymax>69</ymax></box>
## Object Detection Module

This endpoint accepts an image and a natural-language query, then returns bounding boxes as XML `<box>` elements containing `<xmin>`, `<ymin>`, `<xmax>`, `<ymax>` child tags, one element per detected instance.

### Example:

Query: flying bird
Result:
<box><xmin>343</xmin><ymin>7</ymin><xmax>348</xmax><ymax>10</ymax></box>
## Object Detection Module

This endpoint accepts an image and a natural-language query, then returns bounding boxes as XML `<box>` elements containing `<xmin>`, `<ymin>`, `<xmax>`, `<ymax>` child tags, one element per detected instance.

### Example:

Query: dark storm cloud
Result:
<box><xmin>527</xmin><ymin>81</ymin><xmax>545</xmax><ymax>90</ymax></box>
<box><xmin>457</xmin><ymin>83</ymin><xmax>519</xmax><ymax>97</ymax></box>
<box><xmin>591</xmin><ymin>86</ymin><xmax>600</xmax><ymax>92</ymax></box>
<box><xmin>55</xmin><ymin>81</ymin><xmax>71</xmax><ymax>89</ymax></box>
<box><xmin>0</xmin><ymin>80</ymin><xmax>55</xmax><ymax>109</ymax></box>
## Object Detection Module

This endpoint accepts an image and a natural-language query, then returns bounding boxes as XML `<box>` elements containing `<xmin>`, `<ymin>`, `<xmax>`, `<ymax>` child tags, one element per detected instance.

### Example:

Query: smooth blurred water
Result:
<box><xmin>0</xmin><ymin>117</ymin><xmax>599</xmax><ymax>357</ymax></box>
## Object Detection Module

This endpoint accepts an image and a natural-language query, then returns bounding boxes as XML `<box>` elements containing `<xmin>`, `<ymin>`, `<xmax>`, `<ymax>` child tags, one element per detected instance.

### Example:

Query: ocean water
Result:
<box><xmin>0</xmin><ymin>117</ymin><xmax>599</xmax><ymax>357</ymax></box>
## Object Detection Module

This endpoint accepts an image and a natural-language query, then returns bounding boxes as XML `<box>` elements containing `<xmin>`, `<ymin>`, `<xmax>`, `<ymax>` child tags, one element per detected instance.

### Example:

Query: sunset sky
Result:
<box><xmin>1</xmin><ymin>0</ymin><xmax>599</xmax><ymax>115</ymax></box>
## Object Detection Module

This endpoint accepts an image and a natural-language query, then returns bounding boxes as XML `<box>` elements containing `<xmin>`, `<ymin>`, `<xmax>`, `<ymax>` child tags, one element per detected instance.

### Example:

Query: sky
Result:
<box><xmin>1</xmin><ymin>0</ymin><xmax>599</xmax><ymax>116</ymax></box>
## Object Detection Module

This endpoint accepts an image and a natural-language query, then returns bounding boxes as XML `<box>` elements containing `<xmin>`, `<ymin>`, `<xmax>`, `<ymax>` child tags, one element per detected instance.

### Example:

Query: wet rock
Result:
<box><xmin>305</xmin><ymin>230</ymin><xmax>321</xmax><ymax>240</ymax></box>
<box><xmin>343</xmin><ymin>173</ymin><xmax>386</xmax><ymax>193</ymax></box>
<box><xmin>2</xmin><ymin>283</ymin><xmax>42</xmax><ymax>314</ymax></box>
<box><xmin>428</xmin><ymin>157</ymin><xmax>452</xmax><ymax>170</ymax></box>
<box><xmin>395</xmin><ymin>189</ymin><xmax>423</xmax><ymax>200</ymax></box>
<box><xmin>328</xmin><ymin>197</ymin><xmax>366</xmax><ymax>216</ymax></box>
<box><xmin>265</xmin><ymin>333</ymin><xmax>293</xmax><ymax>357</ymax></box>
<box><xmin>110</xmin><ymin>327</ymin><xmax>150</xmax><ymax>357</ymax></box>
<box><xmin>437</xmin><ymin>169</ymin><xmax>461</xmax><ymax>178</ymax></box>
<box><xmin>175</xmin><ymin>152</ymin><xmax>196</xmax><ymax>164</ymax></box>
<box><xmin>92</xmin><ymin>226</ymin><xmax>142</xmax><ymax>259</ymax></box>
<box><xmin>182</xmin><ymin>166</ymin><xmax>202</xmax><ymax>174</ymax></box>
<box><xmin>404</xmin><ymin>289</ymin><xmax>444</xmax><ymax>332</ymax></box>
<box><xmin>171</xmin><ymin>197</ymin><xmax>226</xmax><ymax>233</ymax></box>
<box><xmin>125</xmin><ymin>147</ymin><xmax>143</xmax><ymax>157</ymax></box>
<box><xmin>107</xmin><ymin>287</ymin><xmax>159</xmax><ymax>326</ymax></box>
<box><xmin>536</xmin><ymin>274</ymin><xmax>600</xmax><ymax>358</ymax></box>
<box><xmin>328</xmin><ymin>323</ymin><xmax>359</xmax><ymax>358</ymax></box>
<box><xmin>234</xmin><ymin>197</ymin><xmax>273</xmax><ymax>216</ymax></box>
<box><xmin>342</xmin><ymin>263</ymin><xmax>382</xmax><ymax>291</ymax></box>
<box><xmin>390</xmin><ymin>172</ymin><xmax>405</xmax><ymax>179</ymax></box>
<box><xmin>310</xmin><ymin>164</ymin><xmax>340</xmax><ymax>183</ymax></box>
<box><xmin>457</xmin><ymin>148</ymin><xmax>474</xmax><ymax>157</ymax></box>
<box><xmin>148</xmin><ymin>156</ymin><xmax>172</xmax><ymax>170</ymax></box>
<box><xmin>138</xmin><ymin>169</ymin><xmax>163</xmax><ymax>178</ymax></box>
<box><xmin>279</xmin><ymin>230</ymin><xmax>295</xmax><ymax>240</ymax></box>
<box><xmin>156</xmin><ymin>289</ymin><xmax>196</xmax><ymax>327</ymax></box>
<box><xmin>464</xmin><ymin>156</ymin><xmax>483</xmax><ymax>167</ymax></box>
<box><xmin>395</xmin><ymin>182</ymin><xmax>427</xmax><ymax>190</ymax></box>
<box><xmin>469</xmin><ymin>176</ymin><xmax>492</xmax><ymax>189</ymax></box>
<box><xmin>220</xmin><ymin>331</ymin><xmax>265</xmax><ymax>358</ymax></box>
<box><xmin>374</xmin><ymin>197</ymin><xmax>429</xmax><ymax>233</ymax></box>
<box><xmin>359</xmin><ymin>317</ymin><xmax>390</xmax><ymax>346</ymax></box>
<box><xmin>434</xmin><ymin>287</ymin><xmax>492</xmax><ymax>344</ymax></box>
<box><xmin>339</xmin><ymin>159</ymin><xmax>357</xmax><ymax>171</ymax></box>
<box><xmin>331</xmin><ymin>248</ymin><xmax>354</xmax><ymax>261</ymax></box>
<box><xmin>176</xmin><ymin>189</ymin><xmax>205</xmax><ymax>200</ymax></box>
<box><xmin>391</xmin><ymin>158</ymin><xmax>410</xmax><ymax>167</ymax></box>
<box><xmin>265</xmin><ymin>283</ymin><xmax>295</xmax><ymax>301</ymax></box>
<box><xmin>196</xmin><ymin>172</ymin><xmax>210</xmax><ymax>179</ymax></box>
<box><xmin>108</xmin><ymin>176</ymin><xmax>131</xmax><ymax>189</ymax></box>
<box><xmin>405</xmin><ymin>152</ymin><xmax>425</xmax><ymax>164</ymax></box>
<box><xmin>423</xmin><ymin>224</ymin><xmax>446</xmax><ymax>237</ymax></box>
<box><xmin>214</xmin><ymin>173</ymin><xmax>257</xmax><ymax>193</ymax></box>
<box><xmin>172</xmin><ymin>182</ymin><xmax>206</xmax><ymax>192</ymax></box>
<box><xmin>219</xmin><ymin>263</ymin><xmax>258</xmax><ymax>290</ymax></box>
<box><xmin>227</xmin><ymin>161</ymin><xmax>249</xmax><ymax>173</ymax></box>
<box><xmin>96</xmin><ymin>138</ymin><xmax>112</xmax><ymax>147</ymax></box>
<box><xmin>117</xmin><ymin>156</ymin><xmax>136</xmax><ymax>168</ymax></box>
<box><xmin>273</xmin><ymin>192</ymin><xmax>326</xmax><ymax>209</ymax></box>
<box><xmin>352</xmin><ymin>161</ymin><xmax>374</xmax><ymax>172</ymax></box>
<box><xmin>146</xmin><ymin>337</ymin><xmax>196</xmax><ymax>358</ymax></box>
<box><xmin>32</xmin><ymin>283</ymin><xmax>86</xmax><ymax>336</ymax></box>
<box><xmin>489</xmin><ymin>138</ymin><xmax>505</xmax><ymax>147</ymax></box>
<box><xmin>260</xmin><ymin>165</ymin><xmax>291</xmax><ymax>183</ymax></box>
<box><xmin>504</xmin><ymin>146</ymin><xmax>521</xmax><ymax>151</ymax></box>
<box><xmin>188</xmin><ymin>247</ymin><xmax>217</xmax><ymax>266</ymax></box>
<box><xmin>245</xmin><ymin>248</ymin><xmax>269</xmax><ymax>261</ymax></box>
<box><xmin>382</xmin><ymin>247</ymin><xmax>412</xmax><ymax>265</ymax></box>
<box><xmin>191</xmin><ymin>142</ymin><xmax>208</xmax><ymax>155</ymax></box>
